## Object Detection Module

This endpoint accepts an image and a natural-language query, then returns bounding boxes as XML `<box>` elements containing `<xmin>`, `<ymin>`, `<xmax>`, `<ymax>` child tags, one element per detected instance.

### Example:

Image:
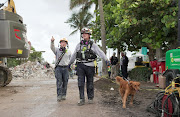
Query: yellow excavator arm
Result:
<box><xmin>3</xmin><ymin>0</ymin><xmax>16</xmax><ymax>13</ymax></box>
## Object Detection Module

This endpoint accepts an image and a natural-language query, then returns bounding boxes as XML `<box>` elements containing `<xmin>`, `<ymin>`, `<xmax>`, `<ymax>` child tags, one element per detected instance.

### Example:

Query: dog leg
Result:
<box><xmin>130</xmin><ymin>95</ymin><xmax>134</xmax><ymax>106</ymax></box>
<box><xmin>119</xmin><ymin>89</ymin><xmax>124</xmax><ymax>100</ymax></box>
<box><xmin>122</xmin><ymin>91</ymin><xmax>128</xmax><ymax>108</ymax></box>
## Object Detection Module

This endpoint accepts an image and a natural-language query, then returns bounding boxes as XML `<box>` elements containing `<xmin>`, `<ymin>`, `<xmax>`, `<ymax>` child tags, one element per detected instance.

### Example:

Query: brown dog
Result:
<box><xmin>116</xmin><ymin>76</ymin><xmax>140</xmax><ymax>108</ymax></box>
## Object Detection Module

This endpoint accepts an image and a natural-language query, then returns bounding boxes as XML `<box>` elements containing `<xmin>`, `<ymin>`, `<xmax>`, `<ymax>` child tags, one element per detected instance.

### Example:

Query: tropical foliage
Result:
<box><xmin>65</xmin><ymin>9</ymin><xmax>93</xmax><ymax>37</ymax></box>
<box><xmin>92</xmin><ymin>0</ymin><xmax>178</xmax><ymax>60</ymax></box>
<box><xmin>28</xmin><ymin>47</ymin><xmax>43</xmax><ymax>62</ymax></box>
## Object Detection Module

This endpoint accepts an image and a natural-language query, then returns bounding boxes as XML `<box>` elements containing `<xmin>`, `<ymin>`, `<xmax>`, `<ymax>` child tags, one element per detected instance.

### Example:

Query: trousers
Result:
<box><xmin>55</xmin><ymin>66</ymin><xmax>69</xmax><ymax>97</ymax></box>
<box><xmin>121</xmin><ymin>65</ymin><xmax>128</xmax><ymax>78</ymax></box>
<box><xmin>77</xmin><ymin>63</ymin><xmax>95</xmax><ymax>100</ymax></box>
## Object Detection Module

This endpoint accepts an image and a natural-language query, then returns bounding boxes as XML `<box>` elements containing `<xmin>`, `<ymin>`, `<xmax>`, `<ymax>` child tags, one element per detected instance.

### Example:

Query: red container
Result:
<box><xmin>150</xmin><ymin>60</ymin><xmax>166</xmax><ymax>84</ymax></box>
<box><xmin>162</xmin><ymin>95</ymin><xmax>173</xmax><ymax>117</ymax></box>
<box><xmin>150</xmin><ymin>60</ymin><xmax>158</xmax><ymax>83</ymax></box>
<box><xmin>157</xmin><ymin>61</ymin><xmax>165</xmax><ymax>74</ymax></box>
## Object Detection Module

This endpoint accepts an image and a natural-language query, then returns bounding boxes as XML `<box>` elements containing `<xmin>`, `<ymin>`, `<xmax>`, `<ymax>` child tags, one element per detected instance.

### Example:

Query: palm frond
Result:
<box><xmin>80</xmin><ymin>1</ymin><xmax>93</xmax><ymax>11</ymax></box>
<box><xmin>70</xmin><ymin>0</ymin><xmax>89</xmax><ymax>10</ymax></box>
<box><xmin>69</xmin><ymin>29</ymin><xmax>79</xmax><ymax>36</ymax></box>
<box><xmin>66</xmin><ymin>7</ymin><xmax>93</xmax><ymax>36</ymax></box>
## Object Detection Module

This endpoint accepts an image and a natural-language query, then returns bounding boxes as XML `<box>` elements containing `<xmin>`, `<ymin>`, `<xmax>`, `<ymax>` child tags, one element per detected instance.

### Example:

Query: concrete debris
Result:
<box><xmin>110</xmin><ymin>87</ymin><xmax>114</xmax><ymax>91</ymax></box>
<box><xmin>10</xmin><ymin>61</ymin><xmax>55</xmax><ymax>79</ymax></box>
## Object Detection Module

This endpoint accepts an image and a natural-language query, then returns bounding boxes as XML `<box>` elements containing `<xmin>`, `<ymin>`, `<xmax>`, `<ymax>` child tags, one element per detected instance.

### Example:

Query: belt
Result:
<box><xmin>76</xmin><ymin>61</ymin><xmax>94</xmax><ymax>63</ymax></box>
<box><xmin>57</xmin><ymin>65</ymin><xmax>68</xmax><ymax>68</ymax></box>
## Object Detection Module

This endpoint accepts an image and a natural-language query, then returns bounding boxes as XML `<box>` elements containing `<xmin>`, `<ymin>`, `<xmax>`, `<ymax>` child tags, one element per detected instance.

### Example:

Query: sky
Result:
<box><xmin>1</xmin><ymin>0</ymin><xmax>134</xmax><ymax>63</ymax></box>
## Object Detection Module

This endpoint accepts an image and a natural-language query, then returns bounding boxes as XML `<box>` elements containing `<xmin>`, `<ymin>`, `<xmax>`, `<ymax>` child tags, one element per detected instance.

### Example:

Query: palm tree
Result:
<box><xmin>70</xmin><ymin>0</ymin><xmax>97</xmax><ymax>10</ymax></box>
<box><xmin>69</xmin><ymin>0</ymin><xmax>108</xmax><ymax>75</ymax></box>
<box><xmin>97</xmin><ymin>0</ymin><xmax>107</xmax><ymax>75</ymax></box>
<box><xmin>65</xmin><ymin>10</ymin><xmax>93</xmax><ymax>40</ymax></box>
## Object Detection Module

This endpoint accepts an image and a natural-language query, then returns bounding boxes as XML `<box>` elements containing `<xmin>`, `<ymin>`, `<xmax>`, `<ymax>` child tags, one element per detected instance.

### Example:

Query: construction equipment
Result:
<box><xmin>3</xmin><ymin>0</ymin><xmax>16</xmax><ymax>13</ymax></box>
<box><xmin>162</xmin><ymin>0</ymin><xmax>180</xmax><ymax>86</ymax></box>
<box><xmin>163</xmin><ymin>49</ymin><xmax>180</xmax><ymax>86</ymax></box>
<box><xmin>147</xmin><ymin>76</ymin><xmax>180</xmax><ymax>117</ymax></box>
<box><xmin>0</xmin><ymin>0</ymin><xmax>30</xmax><ymax>86</ymax></box>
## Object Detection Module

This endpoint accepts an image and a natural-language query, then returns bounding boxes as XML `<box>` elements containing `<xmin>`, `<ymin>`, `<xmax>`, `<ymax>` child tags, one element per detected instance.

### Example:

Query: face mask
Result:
<box><xmin>81</xmin><ymin>40</ymin><xmax>89</xmax><ymax>45</ymax></box>
<box><xmin>59</xmin><ymin>47</ymin><xmax>66</xmax><ymax>52</ymax></box>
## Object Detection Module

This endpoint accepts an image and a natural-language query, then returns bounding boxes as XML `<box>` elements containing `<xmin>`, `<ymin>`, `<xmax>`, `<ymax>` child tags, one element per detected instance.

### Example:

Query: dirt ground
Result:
<box><xmin>94</xmin><ymin>78</ymin><xmax>161</xmax><ymax>117</ymax></box>
<box><xmin>0</xmin><ymin>75</ymin><xmax>161</xmax><ymax>117</ymax></box>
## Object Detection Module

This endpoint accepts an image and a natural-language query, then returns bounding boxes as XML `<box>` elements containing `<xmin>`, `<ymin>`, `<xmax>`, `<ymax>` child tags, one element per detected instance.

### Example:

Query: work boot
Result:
<box><xmin>88</xmin><ymin>99</ymin><xmax>94</xmax><ymax>104</ymax></box>
<box><xmin>57</xmin><ymin>96</ymin><xmax>62</xmax><ymax>102</ymax></box>
<box><xmin>62</xmin><ymin>95</ymin><xmax>66</xmax><ymax>100</ymax></box>
<box><xmin>77</xmin><ymin>99</ymin><xmax>85</xmax><ymax>106</ymax></box>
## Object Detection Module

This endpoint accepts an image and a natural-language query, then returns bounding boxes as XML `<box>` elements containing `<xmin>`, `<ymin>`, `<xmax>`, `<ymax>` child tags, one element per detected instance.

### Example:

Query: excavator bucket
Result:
<box><xmin>0</xmin><ymin>10</ymin><xmax>30</xmax><ymax>58</ymax></box>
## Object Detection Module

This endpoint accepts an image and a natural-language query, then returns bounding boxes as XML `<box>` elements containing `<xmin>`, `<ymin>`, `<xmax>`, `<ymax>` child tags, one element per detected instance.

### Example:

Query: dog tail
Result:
<box><xmin>115</xmin><ymin>76</ymin><xmax>122</xmax><ymax>85</ymax></box>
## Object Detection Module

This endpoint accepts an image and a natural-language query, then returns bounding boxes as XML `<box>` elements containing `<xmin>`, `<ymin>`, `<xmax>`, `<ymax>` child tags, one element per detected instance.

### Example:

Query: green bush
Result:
<box><xmin>128</xmin><ymin>67</ymin><xmax>152</xmax><ymax>81</ymax></box>
<box><xmin>7</xmin><ymin>58</ymin><xmax>21</xmax><ymax>67</ymax></box>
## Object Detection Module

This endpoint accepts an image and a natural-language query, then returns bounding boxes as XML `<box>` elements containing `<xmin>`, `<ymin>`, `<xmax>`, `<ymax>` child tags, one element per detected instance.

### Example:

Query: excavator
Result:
<box><xmin>0</xmin><ymin>0</ymin><xmax>30</xmax><ymax>86</ymax></box>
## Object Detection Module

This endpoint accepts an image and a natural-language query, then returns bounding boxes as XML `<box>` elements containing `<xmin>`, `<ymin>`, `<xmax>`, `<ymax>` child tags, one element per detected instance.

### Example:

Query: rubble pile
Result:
<box><xmin>10</xmin><ymin>61</ymin><xmax>55</xmax><ymax>79</ymax></box>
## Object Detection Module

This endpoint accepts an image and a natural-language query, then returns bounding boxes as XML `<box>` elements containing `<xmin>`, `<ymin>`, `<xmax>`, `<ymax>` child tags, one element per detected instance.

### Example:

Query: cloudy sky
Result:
<box><xmin>2</xmin><ymin>0</ymin><xmax>133</xmax><ymax>63</ymax></box>
<box><xmin>2</xmin><ymin>0</ymin><xmax>85</xmax><ymax>63</ymax></box>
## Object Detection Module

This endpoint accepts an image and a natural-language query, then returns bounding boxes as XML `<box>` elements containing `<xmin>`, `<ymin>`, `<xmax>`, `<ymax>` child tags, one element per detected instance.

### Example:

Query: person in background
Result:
<box><xmin>110</xmin><ymin>52</ymin><xmax>118</xmax><ymax>79</ymax></box>
<box><xmin>120</xmin><ymin>52</ymin><xmax>129</xmax><ymax>79</ymax></box>
<box><xmin>108</xmin><ymin>65</ymin><xmax>111</xmax><ymax>78</ymax></box>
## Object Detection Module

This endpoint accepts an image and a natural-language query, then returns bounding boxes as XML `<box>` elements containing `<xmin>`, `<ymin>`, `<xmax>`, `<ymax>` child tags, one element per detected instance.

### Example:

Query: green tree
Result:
<box><xmin>28</xmin><ymin>46</ymin><xmax>43</xmax><ymax>62</ymax></box>
<box><xmin>65</xmin><ymin>10</ymin><xmax>93</xmax><ymax>39</ymax></box>
<box><xmin>92</xmin><ymin>0</ymin><xmax>128</xmax><ymax>56</ymax></box>
<box><xmin>93</xmin><ymin>0</ymin><xmax>178</xmax><ymax>60</ymax></box>
<box><xmin>7</xmin><ymin>58</ymin><xmax>21</xmax><ymax>67</ymax></box>
<box><xmin>115</xmin><ymin>0</ymin><xmax>178</xmax><ymax>60</ymax></box>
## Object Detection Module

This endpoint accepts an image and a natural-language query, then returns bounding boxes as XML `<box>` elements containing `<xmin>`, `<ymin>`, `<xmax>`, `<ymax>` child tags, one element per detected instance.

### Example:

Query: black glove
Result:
<box><xmin>68</xmin><ymin>64</ymin><xmax>72</xmax><ymax>72</ymax></box>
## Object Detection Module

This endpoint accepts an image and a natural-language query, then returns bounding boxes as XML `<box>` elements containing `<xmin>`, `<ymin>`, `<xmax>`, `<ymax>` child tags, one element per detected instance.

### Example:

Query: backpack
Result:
<box><xmin>111</xmin><ymin>56</ymin><xmax>118</xmax><ymax>65</ymax></box>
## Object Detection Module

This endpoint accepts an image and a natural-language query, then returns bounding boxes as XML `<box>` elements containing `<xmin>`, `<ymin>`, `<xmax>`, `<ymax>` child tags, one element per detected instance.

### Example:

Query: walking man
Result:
<box><xmin>110</xmin><ymin>52</ymin><xmax>118</xmax><ymax>79</ymax></box>
<box><xmin>51</xmin><ymin>37</ymin><xmax>71</xmax><ymax>102</ymax></box>
<box><xmin>120</xmin><ymin>52</ymin><xmax>129</xmax><ymax>79</ymax></box>
<box><xmin>69</xmin><ymin>28</ymin><xmax>108</xmax><ymax>106</ymax></box>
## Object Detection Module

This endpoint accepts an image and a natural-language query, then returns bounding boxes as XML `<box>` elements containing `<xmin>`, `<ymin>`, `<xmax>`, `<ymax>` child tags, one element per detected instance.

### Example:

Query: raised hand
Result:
<box><xmin>51</xmin><ymin>36</ymin><xmax>55</xmax><ymax>42</ymax></box>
